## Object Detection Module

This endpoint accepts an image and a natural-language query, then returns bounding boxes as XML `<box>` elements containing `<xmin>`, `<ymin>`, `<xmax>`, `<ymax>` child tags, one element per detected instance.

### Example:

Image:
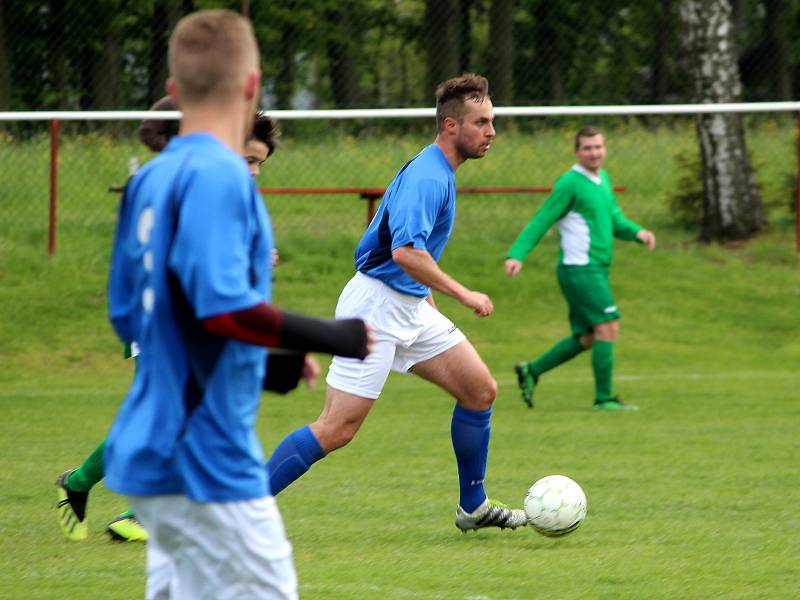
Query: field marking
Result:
<box><xmin>301</xmin><ymin>583</ymin><xmax>515</xmax><ymax>600</ymax></box>
<box><xmin>2</xmin><ymin>370</ymin><xmax>798</xmax><ymax>399</ymax></box>
<box><xmin>495</xmin><ymin>370</ymin><xmax>800</xmax><ymax>386</ymax></box>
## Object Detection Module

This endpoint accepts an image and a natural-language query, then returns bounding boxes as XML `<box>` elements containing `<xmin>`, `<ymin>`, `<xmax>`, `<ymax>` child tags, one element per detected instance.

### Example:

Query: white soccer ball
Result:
<box><xmin>524</xmin><ymin>475</ymin><xmax>587</xmax><ymax>537</ymax></box>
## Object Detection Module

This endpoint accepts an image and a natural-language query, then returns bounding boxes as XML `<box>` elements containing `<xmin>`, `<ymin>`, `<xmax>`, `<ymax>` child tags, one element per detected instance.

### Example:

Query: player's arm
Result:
<box><xmin>505</xmin><ymin>178</ymin><xmax>574</xmax><ymax>276</ymax></box>
<box><xmin>608</xmin><ymin>185</ymin><xmax>656</xmax><ymax>250</ymax></box>
<box><xmin>392</xmin><ymin>245</ymin><xmax>492</xmax><ymax>317</ymax></box>
<box><xmin>203</xmin><ymin>303</ymin><xmax>370</xmax><ymax>359</ymax></box>
<box><xmin>169</xmin><ymin>167</ymin><xmax>371</xmax><ymax>359</ymax></box>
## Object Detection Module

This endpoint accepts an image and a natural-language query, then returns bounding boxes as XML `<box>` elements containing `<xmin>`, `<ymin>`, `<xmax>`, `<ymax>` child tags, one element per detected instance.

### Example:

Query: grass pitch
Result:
<box><xmin>1</xmin><ymin>122</ymin><xmax>799</xmax><ymax>599</ymax></box>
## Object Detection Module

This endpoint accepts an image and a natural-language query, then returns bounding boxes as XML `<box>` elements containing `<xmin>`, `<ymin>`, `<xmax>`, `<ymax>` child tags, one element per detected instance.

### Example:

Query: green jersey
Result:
<box><xmin>507</xmin><ymin>165</ymin><xmax>641</xmax><ymax>267</ymax></box>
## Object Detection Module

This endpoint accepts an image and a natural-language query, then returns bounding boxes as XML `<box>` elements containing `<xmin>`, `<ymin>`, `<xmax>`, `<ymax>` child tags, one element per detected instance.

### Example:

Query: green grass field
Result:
<box><xmin>1</xmin><ymin>121</ymin><xmax>799</xmax><ymax>599</ymax></box>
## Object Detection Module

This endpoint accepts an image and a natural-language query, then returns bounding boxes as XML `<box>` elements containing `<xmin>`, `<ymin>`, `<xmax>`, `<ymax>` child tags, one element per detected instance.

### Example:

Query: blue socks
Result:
<box><xmin>451</xmin><ymin>404</ymin><xmax>491</xmax><ymax>513</ymax></box>
<box><xmin>265</xmin><ymin>425</ymin><xmax>325</xmax><ymax>496</ymax></box>
<box><xmin>267</xmin><ymin>409</ymin><xmax>491</xmax><ymax>511</ymax></box>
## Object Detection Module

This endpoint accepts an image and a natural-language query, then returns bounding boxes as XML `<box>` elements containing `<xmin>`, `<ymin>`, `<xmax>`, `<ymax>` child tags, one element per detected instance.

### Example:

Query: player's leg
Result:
<box><xmin>266</xmin><ymin>337</ymin><xmax>396</xmax><ymax>495</ymax></box>
<box><xmin>266</xmin><ymin>273</ymin><xmax>397</xmax><ymax>496</ymax></box>
<box><xmin>55</xmin><ymin>439</ymin><xmax>107</xmax><ymax>541</ymax></box>
<box><xmin>266</xmin><ymin>384</ymin><xmax>376</xmax><ymax>495</ymax></box>
<box><xmin>104</xmin><ymin>344</ymin><xmax>148</xmax><ymax>540</ymax></box>
<box><xmin>107</xmin><ymin>509</ymin><xmax>149</xmax><ymax>542</ymax></box>
<box><xmin>409</xmin><ymin>334</ymin><xmax>527</xmax><ymax>531</ymax></box>
<box><xmin>591</xmin><ymin>319</ymin><xmax>636</xmax><ymax>411</ymax></box>
<box><xmin>514</xmin><ymin>267</ymin><xmax>590</xmax><ymax>407</ymax></box>
<box><xmin>132</xmin><ymin>495</ymin><xmax>298</xmax><ymax>600</ymax></box>
<box><xmin>129</xmin><ymin>496</ymin><xmax>177</xmax><ymax>600</ymax></box>
<box><xmin>592</xmin><ymin>319</ymin><xmax>619</xmax><ymax>403</ymax></box>
<box><xmin>580</xmin><ymin>269</ymin><xmax>637</xmax><ymax>411</ymax></box>
<box><xmin>517</xmin><ymin>335</ymin><xmax>587</xmax><ymax>406</ymax></box>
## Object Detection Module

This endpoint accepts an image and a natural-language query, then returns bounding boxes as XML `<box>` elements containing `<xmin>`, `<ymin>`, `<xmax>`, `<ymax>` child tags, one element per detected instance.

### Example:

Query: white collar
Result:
<box><xmin>572</xmin><ymin>164</ymin><xmax>601</xmax><ymax>185</ymax></box>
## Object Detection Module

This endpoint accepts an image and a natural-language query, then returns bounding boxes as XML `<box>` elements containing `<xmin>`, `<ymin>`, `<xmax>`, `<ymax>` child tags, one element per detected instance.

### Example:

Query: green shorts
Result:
<box><xmin>556</xmin><ymin>265</ymin><xmax>621</xmax><ymax>336</ymax></box>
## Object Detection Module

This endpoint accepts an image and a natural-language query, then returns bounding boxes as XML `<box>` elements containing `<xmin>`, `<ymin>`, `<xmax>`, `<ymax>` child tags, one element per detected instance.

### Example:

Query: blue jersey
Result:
<box><xmin>355</xmin><ymin>144</ymin><xmax>456</xmax><ymax>297</ymax></box>
<box><xmin>105</xmin><ymin>133</ymin><xmax>274</xmax><ymax>502</ymax></box>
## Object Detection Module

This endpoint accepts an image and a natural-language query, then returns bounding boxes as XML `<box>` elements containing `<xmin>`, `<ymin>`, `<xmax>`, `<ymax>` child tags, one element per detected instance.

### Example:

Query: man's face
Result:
<box><xmin>244</xmin><ymin>139</ymin><xmax>269</xmax><ymax>177</ymax></box>
<box><xmin>452</xmin><ymin>98</ymin><xmax>496</xmax><ymax>160</ymax></box>
<box><xmin>575</xmin><ymin>134</ymin><xmax>606</xmax><ymax>172</ymax></box>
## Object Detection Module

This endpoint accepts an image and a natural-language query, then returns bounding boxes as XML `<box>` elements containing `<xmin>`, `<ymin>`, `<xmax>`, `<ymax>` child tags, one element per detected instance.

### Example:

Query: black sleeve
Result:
<box><xmin>263</xmin><ymin>350</ymin><xmax>306</xmax><ymax>394</ymax></box>
<box><xmin>280</xmin><ymin>312</ymin><xmax>369</xmax><ymax>359</ymax></box>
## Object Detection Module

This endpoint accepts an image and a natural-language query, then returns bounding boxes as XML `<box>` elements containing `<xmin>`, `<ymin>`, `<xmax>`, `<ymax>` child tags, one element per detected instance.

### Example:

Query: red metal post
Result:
<box><xmin>49</xmin><ymin>119</ymin><xmax>60</xmax><ymax>255</ymax></box>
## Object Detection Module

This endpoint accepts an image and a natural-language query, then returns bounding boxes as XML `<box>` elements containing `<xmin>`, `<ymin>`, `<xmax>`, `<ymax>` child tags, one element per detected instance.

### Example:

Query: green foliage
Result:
<box><xmin>665</xmin><ymin>149</ymin><xmax>704</xmax><ymax>230</ymax></box>
<box><xmin>2</xmin><ymin>0</ymin><xmax>798</xmax><ymax>111</ymax></box>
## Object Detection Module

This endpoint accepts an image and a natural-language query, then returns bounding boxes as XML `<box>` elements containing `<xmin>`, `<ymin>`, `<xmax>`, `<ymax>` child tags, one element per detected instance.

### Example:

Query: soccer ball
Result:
<box><xmin>524</xmin><ymin>475</ymin><xmax>587</xmax><ymax>537</ymax></box>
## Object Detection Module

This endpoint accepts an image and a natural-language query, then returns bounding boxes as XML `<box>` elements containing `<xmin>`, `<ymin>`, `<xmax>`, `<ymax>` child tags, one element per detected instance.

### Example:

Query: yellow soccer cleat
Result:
<box><xmin>55</xmin><ymin>470</ymin><xmax>89</xmax><ymax>542</ymax></box>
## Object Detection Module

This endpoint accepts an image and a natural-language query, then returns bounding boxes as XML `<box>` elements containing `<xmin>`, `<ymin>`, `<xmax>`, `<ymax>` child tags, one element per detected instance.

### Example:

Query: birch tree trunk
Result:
<box><xmin>680</xmin><ymin>0</ymin><xmax>767</xmax><ymax>242</ymax></box>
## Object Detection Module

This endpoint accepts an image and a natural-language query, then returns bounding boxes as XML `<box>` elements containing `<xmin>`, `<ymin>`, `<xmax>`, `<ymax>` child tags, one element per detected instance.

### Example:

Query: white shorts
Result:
<box><xmin>326</xmin><ymin>272</ymin><xmax>466</xmax><ymax>399</ymax></box>
<box><xmin>130</xmin><ymin>495</ymin><xmax>297</xmax><ymax>600</ymax></box>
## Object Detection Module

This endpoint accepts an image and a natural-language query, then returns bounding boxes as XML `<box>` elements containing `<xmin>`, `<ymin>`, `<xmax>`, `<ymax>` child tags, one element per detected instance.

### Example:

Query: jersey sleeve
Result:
<box><xmin>168</xmin><ymin>168</ymin><xmax>264</xmax><ymax>320</ymax></box>
<box><xmin>388</xmin><ymin>178</ymin><xmax>447</xmax><ymax>251</ymax></box>
<box><xmin>507</xmin><ymin>175</ymin><xmax>574</xmax><ymax>261</ymax></box>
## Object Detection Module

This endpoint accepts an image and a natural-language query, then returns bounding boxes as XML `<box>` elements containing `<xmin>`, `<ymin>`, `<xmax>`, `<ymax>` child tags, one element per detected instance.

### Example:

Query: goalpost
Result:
<box><xmin>1</xmin><ymin>101</ymin><xmax>799</xmax><ymax>253</ymax></box>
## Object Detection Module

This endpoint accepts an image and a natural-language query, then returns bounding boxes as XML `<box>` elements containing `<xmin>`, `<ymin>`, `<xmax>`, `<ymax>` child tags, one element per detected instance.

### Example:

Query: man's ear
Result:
<box><xmin>166</xmin><ymin>79</ymin><xmax>180</xmax><ymax>107</ymax></box>
<box><xmin>244</xmin><ymin>70</ymin><xmax>261</xmax><ymax>102</ymax></box>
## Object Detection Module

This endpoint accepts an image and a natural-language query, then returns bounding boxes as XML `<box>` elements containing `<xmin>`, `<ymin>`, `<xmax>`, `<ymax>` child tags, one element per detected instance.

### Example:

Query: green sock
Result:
<box><xmin>528</xmin><ymin>335</ymin><xmax>586</xmax><ymax>378</ymax></box>
<box><xmin>66</xmin><ymin>440</ymin><xmax>106</xmax><ymax>493</ymax></box>
<box><xmin>592</xmin><ymin>340</ymin><xmax>615</xmax><ymax>402</ymax></box>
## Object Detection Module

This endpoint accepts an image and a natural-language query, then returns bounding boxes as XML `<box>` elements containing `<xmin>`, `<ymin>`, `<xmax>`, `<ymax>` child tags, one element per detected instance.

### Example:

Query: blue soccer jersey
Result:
<box><xmin>355</xmin><ymin>144</ymin><xmax>456</xmax><ymax>297</ymax></box>
<box><xmin>105</xmin><ymin>133</ymin><xmax>274</xmax><ymax>502</ymax></box>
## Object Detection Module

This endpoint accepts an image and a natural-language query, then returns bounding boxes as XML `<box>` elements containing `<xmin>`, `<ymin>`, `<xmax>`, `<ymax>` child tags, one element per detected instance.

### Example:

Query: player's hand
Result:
<box><xmin>462</xmin><ymin>290</ymin><xmax>493</xmax><ymax>317</ymax></box>
<box><xmin>364</xmin><ymin>323</ymin><xmax>376</xmax><ymax>355</ymax></box>
<box><xmin>637</xmin><ymin>229</ymin><xmax>656</xmax><ymax>251</ymax></box>
<box><xmin>504</xmin><ymin>258</ymin><xmax>523</xmax><ymax>278</ymax></box>
<box><xmin>425</xmin><ymin>294</ymin><xmax>438</xmax><ymax>311</ymax></box>
<box><xmin>271</xmin><ymin>248</ymin><xmax>280</xmax><ymax>267</ymax></box>
<box><xmin>301</xmin><ymin>354</ymin><xmax>321</xmax><ymax>388</ymax></box>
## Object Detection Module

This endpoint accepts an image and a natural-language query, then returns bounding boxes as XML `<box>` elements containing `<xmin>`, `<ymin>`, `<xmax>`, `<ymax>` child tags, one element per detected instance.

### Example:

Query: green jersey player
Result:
<box><xmin>505</xmin><ymin>126</ymin><xmax>656</xmax><ymax>411</ymax></box>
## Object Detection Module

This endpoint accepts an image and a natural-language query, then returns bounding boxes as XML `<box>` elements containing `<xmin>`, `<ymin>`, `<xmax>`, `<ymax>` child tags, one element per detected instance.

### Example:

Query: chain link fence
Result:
<box><xmin>1</xmin><ymin>1</ymin><xmax>798</xmax><ymax>274</ymax></box>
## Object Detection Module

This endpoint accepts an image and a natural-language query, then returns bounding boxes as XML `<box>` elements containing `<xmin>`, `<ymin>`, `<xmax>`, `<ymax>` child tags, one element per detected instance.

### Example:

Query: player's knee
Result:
<box><xmin>312</xmin><ymin>419</ymin><xmax>359</xmax><ymax>452</ymax></box>
<box><xmin>327</xmin><ymin>427</ymin><xmax>358</xmax><ymax>451</ymax></box>
<box><xmin>470</xmin><ymin>375</ymin><xmax>497</xmax><ymax>409</ymax></box>
<box><xmin>595</xmin><ymin>321</ymin><xmax>619</xmax><ymax>341</ymax></box>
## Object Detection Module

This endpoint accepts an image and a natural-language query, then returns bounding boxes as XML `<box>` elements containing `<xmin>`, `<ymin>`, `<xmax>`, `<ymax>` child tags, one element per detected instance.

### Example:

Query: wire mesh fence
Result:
<box><xmin>2</xmin><ymin>1</ymin><xmax>800</xmax><ymax>333</ymax></box>
<box><xmin>1</xmin><ymin>111</ymin><xmax>797</xmax><ymax>255</ymax></box>
<box><xmin>1</xmin><ymin>0</ymin><xmax>798</xmax><ymax>113</ymax></box>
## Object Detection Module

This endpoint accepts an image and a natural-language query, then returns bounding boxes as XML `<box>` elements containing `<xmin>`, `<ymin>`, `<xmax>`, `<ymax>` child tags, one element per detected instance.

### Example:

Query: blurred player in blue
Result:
<box><xmin>54</xmin><ymin>107</ymin><xmax>290</xmax><ymax>545</ymax></box>
<box><xmin>265</xmin><ymin>74</ymin><xmax>528</xmax><ymax>532</ymax></box>
<box><xmin>105</xmin><ymin>10</ymin><xmax>369</xmax><ymax>599</ymax></box>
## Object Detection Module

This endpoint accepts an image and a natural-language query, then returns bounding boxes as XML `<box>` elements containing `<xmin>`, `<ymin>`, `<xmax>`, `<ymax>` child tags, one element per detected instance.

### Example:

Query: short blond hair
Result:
<box><xmin>168</xmin><ymin>10</ymin><xmax>258</xmax><ymax>104</ymax></box>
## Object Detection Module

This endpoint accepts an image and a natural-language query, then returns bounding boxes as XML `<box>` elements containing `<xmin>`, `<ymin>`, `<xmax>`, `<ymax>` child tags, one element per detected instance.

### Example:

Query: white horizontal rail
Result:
<box><xmin>2</xmin><ymin>102</ymin><xmax>800</xmax><ymax>121</ymax></box>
